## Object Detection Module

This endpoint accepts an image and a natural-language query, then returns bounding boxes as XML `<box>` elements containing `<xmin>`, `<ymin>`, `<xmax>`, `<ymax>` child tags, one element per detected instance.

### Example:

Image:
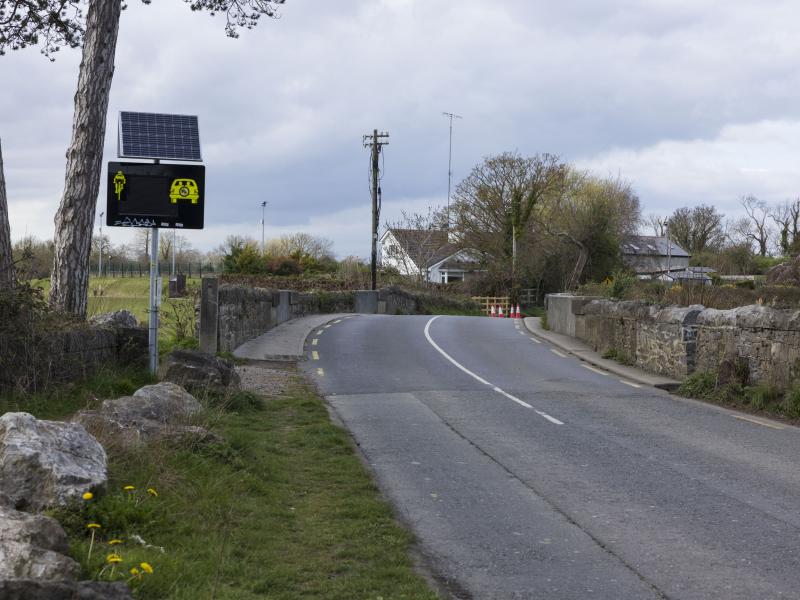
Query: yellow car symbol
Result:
<box><xmin>169</xmin><ymin>179</ymin><xmax>200</xmax><ymax>204</ymax></box>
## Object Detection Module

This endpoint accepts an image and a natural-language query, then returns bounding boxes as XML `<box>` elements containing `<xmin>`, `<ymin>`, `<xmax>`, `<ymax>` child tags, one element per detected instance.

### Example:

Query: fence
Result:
<box><xmin>471</xmin><ymin>296</ymin><xmax>511</xmax><ymax>315</ymax></box>
<box><xmin>93</xmin><ymin>262</ymin><xmax>221</xmax><ymax>279</ymax></box>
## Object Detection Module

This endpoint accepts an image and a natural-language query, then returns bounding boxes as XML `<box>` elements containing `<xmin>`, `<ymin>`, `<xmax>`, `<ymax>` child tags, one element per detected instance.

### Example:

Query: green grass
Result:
<box><xmin>55</xmin><ymin>376</ymin><xmax>439</xmax><ymax>599</ymax></box>
<box><xmin>0</xmin><ymin>366</ymin><xmax>156</xmax><ymax>421</ymax></box>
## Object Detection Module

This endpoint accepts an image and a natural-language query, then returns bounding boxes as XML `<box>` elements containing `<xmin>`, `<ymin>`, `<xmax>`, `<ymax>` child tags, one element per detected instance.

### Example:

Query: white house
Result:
<box><xmin>380</xmin><ymin>228</ymin><xmax>482</xmax><ymax>283</ymax></box>
<box><xmin>622</xmin><ymin>235</ymin><xmax>690</xmax><ymax>278</ymax></box>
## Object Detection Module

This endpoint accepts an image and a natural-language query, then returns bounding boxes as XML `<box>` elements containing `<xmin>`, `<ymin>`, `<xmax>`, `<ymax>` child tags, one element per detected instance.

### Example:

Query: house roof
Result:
<box><xmin>623</xmin><ymin>236</ymin><xmax>689</xmax><ymax>258</ymax></box>
<box><xmin>385</xmin><ymin>228</ymin><xmax>481</xmax><ymax>271</ymax></box>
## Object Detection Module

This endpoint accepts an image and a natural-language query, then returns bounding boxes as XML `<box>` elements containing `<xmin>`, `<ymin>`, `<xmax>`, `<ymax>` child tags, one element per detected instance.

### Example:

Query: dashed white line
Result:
<box><xmin>581</xmin><ymin>364</ymin><xmax>608</xmax><ymax>376</ymax></box>
<box><xmin>620</xmin><ymin>380</ymin><xmax>642</xmax><ymax>388</ymax></box>
<box><xmin>424</xmin><ymin>316</ymin><xmax>563</xmax><ymax>425</ymax></box>
<box><xmin>316</xmin><ymin>330</ymin><xmax>324</xmax><ymax>335</ymax></box>
<box><xmin>550</xmin><ymin>349</ymin><xmax>568</xmax><ymax>358</ymax></box>
<box><xmin>334</xmin><ymin>319</ymin><xmax>342</xmax><ymax>323</ymax></box>
<box><xmin>324</xmin><ymin>324</ymin><xmax>331</xmax><ymax>329</ymax></box>
<box><xmin>529</xmin><ymin>337</ymin><xmax>542</xmax><ymax>344</ymax></box>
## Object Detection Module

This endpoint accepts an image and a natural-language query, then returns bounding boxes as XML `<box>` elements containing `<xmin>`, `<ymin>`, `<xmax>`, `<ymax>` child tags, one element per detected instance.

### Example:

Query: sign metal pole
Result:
<box><xmin>148</xmin><ymin>226</ymin><xmax>160</xmax><ymax>374</ymax></box>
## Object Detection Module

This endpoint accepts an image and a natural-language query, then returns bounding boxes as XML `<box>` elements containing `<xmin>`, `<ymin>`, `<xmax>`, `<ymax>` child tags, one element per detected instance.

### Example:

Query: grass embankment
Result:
<box><xmin>9</xmin><ymin>368</ymin><xmax>438</xmax><ymax>599</ymax></box>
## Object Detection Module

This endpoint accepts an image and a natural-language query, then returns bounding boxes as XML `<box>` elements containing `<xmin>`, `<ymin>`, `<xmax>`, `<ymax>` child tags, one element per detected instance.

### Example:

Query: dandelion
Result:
<box><xmin>130</xmin><ymin>567</ymin><xmax>140</xmax><ymax>577</ymax></box>
<box><xmin>106</xmin><ymin>553</ymin><xmax>122</xmax><ymax>564</ymax></box>
<box><xmin>82</xmin><ymin>492</ymin><xmax>93</xmax><ymax>501</ymax></box>
<box><xmin>140</xmin><ymin>562</ymin><xmax>154</xmax><ymax>575</ymax></box>
<box><xmin>123</xmin><ymin>485</ymin><xmax>135</xmax><ymax>492</ymax></box>
<box><xmin>147</xmin><ymin>488</ymin><xmax>158</xmax><ymax>497</ymax></box>
<box><xmin>86</xmin><ymin>523</ymin><xmax>101</xmax><ymax>561</ymax></box>
<box><xmin>109</xmin><ymin>539</ymin><xmax>123</xmax><ymax>546</ymax></box>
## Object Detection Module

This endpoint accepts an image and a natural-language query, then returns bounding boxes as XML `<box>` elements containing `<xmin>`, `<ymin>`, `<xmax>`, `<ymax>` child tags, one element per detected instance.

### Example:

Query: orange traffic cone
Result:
<box><xmin>498</xmin><ymin>306</ymin><xmax>504</xmax><ymax>318</ymax></box>
<box><xmin>515</xmin><ymin>305</ymin><xmax>521</xmax><ymax>318</ymax></box>
<box><xmin>490</xmin><ymin>305</ymin><xmax>496</xmax><ymax>318</ymax></box>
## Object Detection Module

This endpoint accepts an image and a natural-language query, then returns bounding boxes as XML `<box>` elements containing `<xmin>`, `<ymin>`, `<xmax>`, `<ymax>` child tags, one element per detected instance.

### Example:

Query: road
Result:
<box><xmin>303</xmin><ymin>314</ymin><xmax>800</xmax><ymax>599</ymax></box>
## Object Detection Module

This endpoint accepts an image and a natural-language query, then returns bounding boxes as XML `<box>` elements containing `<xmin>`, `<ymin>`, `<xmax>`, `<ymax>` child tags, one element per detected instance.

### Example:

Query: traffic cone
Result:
<box><xmin>515</xmin><ymin>304</ymin><xmax>521</xmax><ymax>318</ymax></box>
<box><xmin>490</xmin><ymin>305</ymin><xmax>496</xmax><ymax>318</ymax></box>
<box><xmin>498</xmin><ymin>305</ymin><xmax>504</xmax><ymax>318</ymax></box>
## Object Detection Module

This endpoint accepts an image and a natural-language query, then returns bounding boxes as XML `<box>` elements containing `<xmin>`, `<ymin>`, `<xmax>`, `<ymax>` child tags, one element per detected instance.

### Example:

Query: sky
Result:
<box><xmin>3</xmin><ymin>0</ymin><xmax>800</xmax><ymax>258</ymax></box>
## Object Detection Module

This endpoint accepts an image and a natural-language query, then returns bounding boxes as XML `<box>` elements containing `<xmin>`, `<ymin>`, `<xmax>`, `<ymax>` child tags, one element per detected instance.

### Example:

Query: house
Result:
<box><xmin>622</xmin><ymin>235</ymin><xmax>690</xmax><ymax>278</ymax></box>
<box><xmin>380</xmin><ymin>228</ymin><xmax>482</xmax><ymax>283</ymax></box>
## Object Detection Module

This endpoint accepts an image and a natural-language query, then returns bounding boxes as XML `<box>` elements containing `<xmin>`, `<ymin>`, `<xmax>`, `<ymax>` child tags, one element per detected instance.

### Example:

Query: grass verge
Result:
<box><xmin>54</xmin><ymin>374</ymin><xmax>440</xmax><ymax>599</ymax></box>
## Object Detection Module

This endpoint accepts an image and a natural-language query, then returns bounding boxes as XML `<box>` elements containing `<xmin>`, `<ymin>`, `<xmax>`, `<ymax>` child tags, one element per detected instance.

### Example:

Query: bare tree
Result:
<box><xmin>266</xmin><ymin>233</ymin><xmax>335</xmax><ymax>260</ymax></box>
<box><xmin>0</xmin><ymin>139</ymin><xmax>14</xmax><ymax>286</ymax></box>
<box><xmin>667</xmin><ymin>205</ymin><xmax>725</xmax><ymax>254</ymax></box>
<box><xmin>733</xmin><ymin>195</ymin><xmax>771</xmax><ymax>256</ymax></box>
<box><xmin>1</xmin><ymin>0</ymin><xmax>286</xmax><ymax>317</ymax></box>
<box><xmin>769</xmin><ymin>199</ymin><xmax>800</xmax><ymax>256</ymax></box>
<box><xmin>646</xmin><ymin>214</ymin><xmax>668</xmax><ymax>237</ymax></box>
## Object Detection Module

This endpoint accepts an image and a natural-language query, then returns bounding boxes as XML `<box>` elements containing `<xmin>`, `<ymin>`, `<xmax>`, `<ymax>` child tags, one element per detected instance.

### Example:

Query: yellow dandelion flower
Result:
<box><xmin>123</xmin><ymin>485</ymin><xmax>135</xmax><ymax>492</ymax></box>
<box><xmin>130</xmin><ymin>567</ymin><xmax>140</xmax><ymax>577</ymax></box>
<box><xmin>147</xmin><ymin>488</ymin><xmax>158</xmax><ymax>497</ymax></box>
<box><xmin>106</xmin><ymin>553</ymin><xmax>123</xmax><ymax>564</ymax></box>
<box><xmin>140</xmin><ymin>562</ymin><xmax>154</xmax><ymax>574</ymax></box>
<box><xmin>109</xmin><ymin>539</ymin><xmax>123</xmax><ymax>545</ymax></box>
<box><xmin>87</xmin><ymin>523</ymin><xmax>101</xmax><ymax>530</ymax></box>
<box><xmin>82</xmin><ymin>492</ymin><xmax>93</xmax><ymax>501</ymax></box>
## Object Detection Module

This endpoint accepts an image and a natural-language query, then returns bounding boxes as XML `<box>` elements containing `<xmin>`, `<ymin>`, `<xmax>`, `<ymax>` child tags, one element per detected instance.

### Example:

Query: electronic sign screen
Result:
<box><xmin>106</xmin><ymin>162</ymin><xmax>205</xmax><ymax>229</ymax></box>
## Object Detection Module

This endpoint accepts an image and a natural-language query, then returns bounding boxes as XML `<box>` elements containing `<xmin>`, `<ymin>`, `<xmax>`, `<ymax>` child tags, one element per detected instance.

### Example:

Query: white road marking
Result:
<box><xmin>581</xmin><ymin>364</ymin><xmax>608</xmax><ymax>376</ymax></box>
<box><xmin>316</xmin><ymin>330</ymin><xmax>324</xmax><ymax>335</ymax></box>
<box><xmin>734</xmin><ymin>415</ymin><xmax>785</xmax><ymax>430</ymax></box>
<box><xmin>620</xmin><ymin>380</ymin><xmax>642</xmax><ymax>388</ymax></box>
<box><xmin>334</xmin><ymin>319</ymin><xmax>342</xmax><ymax>323</ymax></box>
<box><xmin>312</xmin><ymin>351</ymin><xmax>319</xmax><ymax>360</ymax></box>
<box><xmin>316</xmin><ymin>368</ymin><xmax>325</xmax><ymax>376</ymax></box>
<box><xmin>312</xmin><ymin>338</ymin><xmax>319</xmax><ymax>346</ymax></box>
<box><xmin>324</xmin><ymin>324</ymin><xmax>332</xmax><ymax>329</ymax></box>
<box><xmin>550</xmin><ymin>349</ymin><xmax>568</xmax><ymax>358</ymax></box>
<box><xmin>529</xmin><ymin>337</ymin><xmax>542</xmax><ymax>344</ymax></box>
<box><xmin>424</xmin><ymin>316</ymin><xmax>563</xmax><ymax>425</ymax></box>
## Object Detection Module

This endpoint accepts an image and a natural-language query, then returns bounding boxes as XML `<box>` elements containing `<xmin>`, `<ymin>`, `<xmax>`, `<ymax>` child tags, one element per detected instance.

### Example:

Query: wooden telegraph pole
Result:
<box><xmin>363</xmin><ymin>130</ymin><xmax>389</xmax><ymax>290</ymax></box>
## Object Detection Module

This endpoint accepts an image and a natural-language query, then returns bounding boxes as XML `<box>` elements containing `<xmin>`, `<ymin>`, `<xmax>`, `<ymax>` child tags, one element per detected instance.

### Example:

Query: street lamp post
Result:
<box><xmin>261</xmin><ymin>201</ymin><xmax>267</xmax><ymax>255</ymax></box>
<box><xmin>98</xmin><ymin>211</ymin><xmax>104</xmax><ymax>278</ymax></box>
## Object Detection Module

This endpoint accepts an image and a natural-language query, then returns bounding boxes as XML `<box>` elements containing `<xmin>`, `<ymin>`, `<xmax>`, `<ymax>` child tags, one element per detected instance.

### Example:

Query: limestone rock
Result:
<box><xmin>0</xmin><ymin>413</ymin><xmax>107</xmax><ymax>511</ymax></box>
<box><xmin>765</xmin><ymin>257</ymin><xmax>800</xmax><ymax>286</ymax></box>
<box><xmin>89</xmin><ymin>310</ymin><xmax>139</xmax><ymax>329</ymax></box>
<box><xmin>160</xmin><ymin>350</ymin><xmax>240</xmax><ymax>396</ymax></box>
<box><xmin>0</xmin><ymin>580</ymin><xmax>132</xmax><ymax>599</ymax></box>
<box><xmin>74</xmin><ymin>383</ymin><xmax>210</xmax><ymax>448</ymax></box>
<box><xmin>0</xmin><ymin>505</ymin><xmax>80</xmax><ymax>580</ymax></box>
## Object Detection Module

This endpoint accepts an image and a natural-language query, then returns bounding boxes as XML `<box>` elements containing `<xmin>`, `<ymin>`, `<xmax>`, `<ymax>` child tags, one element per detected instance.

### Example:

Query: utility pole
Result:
<box><xmin>171</xmin><ymin>229</ymin><xmax>176</xmax><ymax>277</ymax></box>
<box><xmin>98</xmin><ymin>212</ymin><xmax>104</xmax><ymax>278</ymax></box>
<box><xmin>442</xmin><ymin>112</ymin><xmax>462</xmax><ymax>231</ymax></box>
<box><xmin>261</xmin><ymin>201</ymin><xmax>267</xmax><ymax>255</ymax></box>
<box><xmin>363</xmin><ymin>129</ymin><xmax>390</xmax><ymax>291</ymax></box>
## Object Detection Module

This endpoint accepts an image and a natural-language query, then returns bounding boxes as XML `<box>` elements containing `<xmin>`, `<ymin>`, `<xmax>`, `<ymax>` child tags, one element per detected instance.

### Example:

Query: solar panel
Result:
<box><xmin>118</xmin><ymin>112</ymin><xmax>202</xmax><ymax>162</ymax></box>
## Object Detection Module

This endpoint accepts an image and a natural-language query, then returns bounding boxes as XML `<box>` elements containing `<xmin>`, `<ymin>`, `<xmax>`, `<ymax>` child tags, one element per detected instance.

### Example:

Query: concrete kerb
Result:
<box><xmin>522</xmin><ymin>317</ymin><xmax>681</xmax><ymax>391</ymax></box>
<box><xmin>233</xmin><ymin>313</ymin><xmax>352</xmax><ymax>361</ymax></box>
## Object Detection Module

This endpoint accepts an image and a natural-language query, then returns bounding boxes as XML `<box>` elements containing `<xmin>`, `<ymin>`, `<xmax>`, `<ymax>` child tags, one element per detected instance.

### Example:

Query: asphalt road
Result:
<box><xmin>302</xmin><ymin>314</ymin><xmax>800</xmax><ymax>600</ymax></box>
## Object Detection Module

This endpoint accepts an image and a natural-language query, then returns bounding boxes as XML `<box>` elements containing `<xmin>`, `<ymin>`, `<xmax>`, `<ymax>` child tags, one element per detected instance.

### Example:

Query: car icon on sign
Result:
<box><xmin>169</xmin><ymin>179</ymin><xmax>200</xmax><ymax>204</ymax></box>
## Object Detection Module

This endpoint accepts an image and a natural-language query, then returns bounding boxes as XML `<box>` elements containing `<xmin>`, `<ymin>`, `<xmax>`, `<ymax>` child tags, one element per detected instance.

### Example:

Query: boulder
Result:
<box><xmin>765</xmin><ymin>257</ymin><xmax>800</xmax><ymax>286</ymax></box>
<box><xmin>160</xmin><ymin>350</ymin><xmax>240</xmax><ymax>396</ymax></box>
<box><xmin>74</xmin><ymin>383</ymin><xmax>211</xmax><ymax>448</ymax></box>
<box><xmin>0</xmin><ymin>580</ymin><xmax>132</xmax><ymax>599</ymax></box>
<box><xmin>0</xmin><ymin>413</ymin><xmax>107</xmax><ymax>511</ymax></box>
<box><xmin>0</xmin><ymin>505</ymin><xmax>80</xmax><ymax>580</ymax></box>
<box><xmin>89</xmin><ymin>310</ymin><xmax>139</xmax><ymax>329</ymax></box>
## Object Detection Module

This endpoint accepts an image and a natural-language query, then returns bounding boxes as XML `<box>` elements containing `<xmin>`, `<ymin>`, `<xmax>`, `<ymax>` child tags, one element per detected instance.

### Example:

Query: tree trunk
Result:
<box><xmin>0</xmin><ymin>138</ymin><xmax>14</xmax><ymax>287</ymax></box>
<box><xmin>49</xmin><ymin>0</ymin><xmax>122</xmax><ymax>317</ymax></box>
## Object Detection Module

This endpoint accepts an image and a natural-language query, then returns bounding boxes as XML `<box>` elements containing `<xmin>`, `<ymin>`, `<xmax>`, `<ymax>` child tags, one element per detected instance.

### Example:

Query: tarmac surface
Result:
<box><xmin>290</xmin><ymin>313</ymin><xmax>800</xmax><ymax>600</ymax></box>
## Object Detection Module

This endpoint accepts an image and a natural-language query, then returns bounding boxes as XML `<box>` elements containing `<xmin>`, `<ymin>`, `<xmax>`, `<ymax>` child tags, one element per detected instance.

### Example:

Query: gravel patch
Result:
<box><xmin>236</xmin><ymin>362</ymin><xmax>296</xmax><ymax>398</ymax></box>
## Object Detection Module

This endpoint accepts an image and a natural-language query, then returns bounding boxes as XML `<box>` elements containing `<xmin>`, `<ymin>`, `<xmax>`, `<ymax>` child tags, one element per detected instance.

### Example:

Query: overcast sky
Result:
<box><xmin>3</xmin><ymin>0</ymin><xmax>800</xmax><ymax>258</ymax></box>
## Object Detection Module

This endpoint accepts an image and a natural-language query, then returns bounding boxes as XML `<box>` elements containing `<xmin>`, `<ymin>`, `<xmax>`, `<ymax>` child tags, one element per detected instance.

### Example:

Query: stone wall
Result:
<box><xmin>0</xmin><ymin>326</ymin><xmax>147</xmax><ymax>393</ymax></box>
<box><xmin>217</xmin><ymin>286</ymin><xmax>274</xmax><ymax>353</ymax></box>
<box><xmin>546</xmin><ymin>294</ymin><xmax>800</xmax><ymax>386</ymax></box>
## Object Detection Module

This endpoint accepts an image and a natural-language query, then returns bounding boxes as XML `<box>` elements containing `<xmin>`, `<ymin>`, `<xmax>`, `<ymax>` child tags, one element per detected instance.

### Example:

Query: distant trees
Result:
<box><xmin>219</xmin><ymin>232</ymin><xmax>338</xmax><ymax>275</ymax></box>
<box><xmin>666</xmin><ymin>205</ymin><xmax>725</xmax><ymax>255</ymax></box>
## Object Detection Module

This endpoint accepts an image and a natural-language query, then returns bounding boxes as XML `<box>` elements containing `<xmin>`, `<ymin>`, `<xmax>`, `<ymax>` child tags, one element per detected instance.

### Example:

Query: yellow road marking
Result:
<box><xmin>734</xmin><ymin>415</ymin><xmax>785</xmax><ymax>430</ymax></box>
<box><xmin>312</xmin><ymin>338</ymin><xmax>319</xmax><ymax>346</ymax></box>
<box><xmin>316</xmin><ymin>368</ymin><xmax>325</xmax><ymax>376</ymax></box>
<box><xmin>312</xmin><ymin>351</ymin><xmax>319</xmax><ymax>360</ymax></box>
<box><xmin>550</xmin><ymin>349</ymin><xmax>567</xmax><ymax>358</ymax></box>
